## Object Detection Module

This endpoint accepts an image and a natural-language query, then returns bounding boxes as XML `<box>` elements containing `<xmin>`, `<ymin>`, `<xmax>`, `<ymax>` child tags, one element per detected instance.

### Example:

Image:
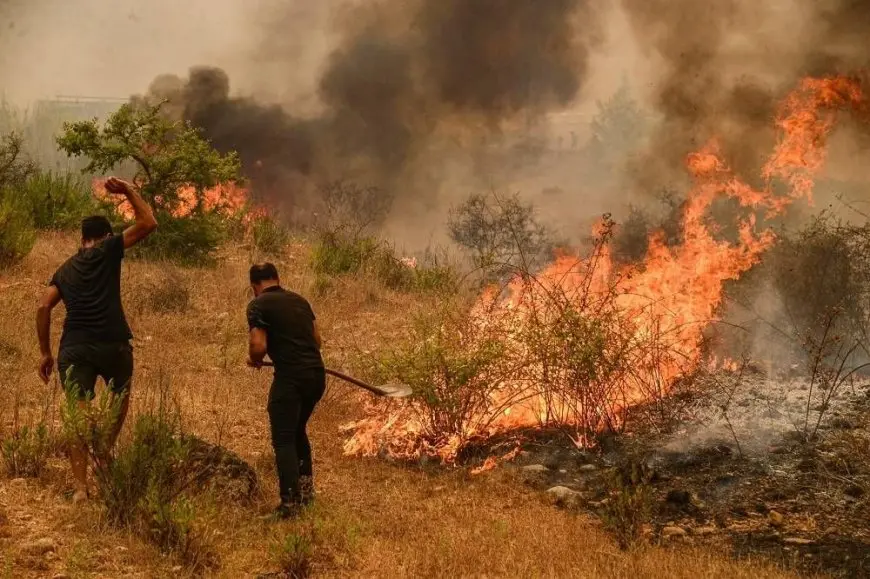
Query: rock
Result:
<box><xmin>693</xmin><ymin>526</ymin><xmax>718</xmax><ymax>536</ymax></box>
<box><xmin>666</xmin><ymin>489</ymin><xmax>692</xmax><ymax>505</ymax></box>
<box><xmin>783</xmin><ymin>537</ymin><xmax>815</xmax><ymax>546</ymax></box>
<box><xmin>522</xmin><ymin>464</ymin><xmax>549</xmax><ymax>473</ymax></box>
<box><xmin>20</xmin><ymin>538</ymin><xmax>57</xmax><ymax>555</ymax></box>
<box><xmin>578</xmin><ymin>464</ymin><xmax>597</xmax><ymax>473</ymax></box>
<box><xmin>768</xmin><ymin>511</ymin><xmax>785</xmax><ymax>527</ymax></box>
<box><xmin>662</xmin><ymin>526</ymin><xmax>687</xmax><ymax>538</ymax></box>
<box><xmin>546</xmin><ymin>486</ymin><xmax>581</xmax><ymax>507</ymax></box>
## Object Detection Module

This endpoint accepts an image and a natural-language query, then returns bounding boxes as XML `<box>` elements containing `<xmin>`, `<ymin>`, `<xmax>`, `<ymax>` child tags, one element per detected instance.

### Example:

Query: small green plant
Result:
<box><xmin>273</xmin><ymin>525</ymin><xmax>315</xmax><ymax>579</ymax></box>
<box><xmin>0</xmin><ymin>133</ymin><xmax>37</xmax><ymax>267</ymax></box>
<box><xmin>364</xmin><ymin>303</ymin><xmax>517</xmax><ymax>458</ymax></box>
<box><xmin>1</xmin><ymin>424</ymin><xmax>52</xmax><ymax>478</ymax></box>
<box><xmin>600</xmin><ymin>462</ymin><xmax>653</xmax><ymax>551</ymax></box>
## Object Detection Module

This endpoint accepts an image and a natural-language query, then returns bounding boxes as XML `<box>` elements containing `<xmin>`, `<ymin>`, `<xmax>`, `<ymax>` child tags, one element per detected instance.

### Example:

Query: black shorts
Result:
<box><xmin>58</xmin><ymin>341</ymin><xmax>133</xmax><ymax>399</ymax></box>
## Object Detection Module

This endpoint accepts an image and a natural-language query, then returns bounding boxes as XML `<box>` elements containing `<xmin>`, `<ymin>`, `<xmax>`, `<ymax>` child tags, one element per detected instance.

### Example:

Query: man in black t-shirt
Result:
<box><xmin>36</xmin><ymin>177</ymin><xmax>158</xmax><ymax>502</ymax></box>
<box><xmin>246</xmin><ymin>263</ymin><xmax>325</xmax><ymax>519</ymax></box>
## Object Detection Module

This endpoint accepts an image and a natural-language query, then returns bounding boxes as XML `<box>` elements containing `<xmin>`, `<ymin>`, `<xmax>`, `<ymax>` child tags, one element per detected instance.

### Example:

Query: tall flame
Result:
<box><xmin>343</xmin><ymin>75</ymin><xmax>867</xmax><ymax>464</ymax></box>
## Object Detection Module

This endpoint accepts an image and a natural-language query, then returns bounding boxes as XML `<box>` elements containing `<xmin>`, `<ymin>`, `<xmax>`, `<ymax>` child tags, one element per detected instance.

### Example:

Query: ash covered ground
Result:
<box><xmin>498</xmin><ymin>368</ymin><xmax>870</xmax><ymax>578</ymax></box>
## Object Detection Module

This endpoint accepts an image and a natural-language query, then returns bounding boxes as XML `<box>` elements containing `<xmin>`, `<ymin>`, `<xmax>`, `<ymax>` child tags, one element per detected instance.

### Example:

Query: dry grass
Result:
<box><xmin>0</xmin><ymin>234</ymin><xmax>801</xmax><ymax>578</ymax></box>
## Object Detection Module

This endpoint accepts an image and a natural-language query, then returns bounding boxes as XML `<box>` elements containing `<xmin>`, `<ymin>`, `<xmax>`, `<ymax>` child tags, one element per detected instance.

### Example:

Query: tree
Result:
<box><xmin>448</xmin><ymin>192</ymin><xmax>554</xmax><ymax>278</ymax></box>
<box><xmin>586</xmin><ymin>81</ymin><xmax>648</xmax><ymax>167</ymax></box>
<box><xmin>57</xmin><ymin>102</ymin><xmax>243</xmax><ymax>263</ymax></box>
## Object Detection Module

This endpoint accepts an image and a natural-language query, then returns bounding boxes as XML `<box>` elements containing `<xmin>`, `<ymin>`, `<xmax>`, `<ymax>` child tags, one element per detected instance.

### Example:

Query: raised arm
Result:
<box><xmin>36</xmin><ymin>285</ymin><xmax>62</xmax><ymax>383</ymax></box>
<box><xmin>104</xmin><ymin>177</ymin><xmax>158</xmax><ymax>249</ymax></box>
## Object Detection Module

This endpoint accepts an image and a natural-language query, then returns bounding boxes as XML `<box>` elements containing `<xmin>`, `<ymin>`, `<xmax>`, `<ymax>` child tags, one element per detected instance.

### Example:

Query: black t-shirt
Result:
<box><xmin>50</xmin><ymin>234</ymin><xmax>132</xmax><ymax>350</ymax></box>
<box><xmin>247</xmin><ymin>286</ymin><xmax>323</xmax><ymax>375</ymax></box>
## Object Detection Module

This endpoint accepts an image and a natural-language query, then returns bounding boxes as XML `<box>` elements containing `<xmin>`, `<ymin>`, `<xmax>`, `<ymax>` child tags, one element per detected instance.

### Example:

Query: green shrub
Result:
<box><xmin>20</xmin><ymin>170</ymin><xmax>100</xmax><ymax>230</ymax></box>
<box><xmin>252</xmin><ymin>214</ymin><xmax>290</xmax><ymax>255</ymax></box>
<box><xmin>1</xmin><ymin>423</ymin><xmax>52</xmax><ymax>478</ymax></box>
<box><xmin>61</xmin><ymin>382</ymin><xmax>217</xmax><ymax>571</ymax></box>
<box><xmin>311</xmin><ymin>229</ymin><xmax>458</xmax><ymax>294</ymax></box>
<box><xmin>0</xmin><ymin>193</ymin><xmax>36</xmax><ymax>267</ymax></box>
<box><xmin>133</xmin><ymin>212</ymin><xmax>228</xmax><ymax>266</ymax></box>
<box><xmin>311</xmin><ymin>230</ymin><xmax>380</xmax><ymax>277</ymax></box>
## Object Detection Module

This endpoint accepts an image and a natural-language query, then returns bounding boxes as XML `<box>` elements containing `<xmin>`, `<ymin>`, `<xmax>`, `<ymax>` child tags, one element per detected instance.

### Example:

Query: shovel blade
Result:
<box><xmin>379</xmin><ymin>383</ymin><xmax>413</xmax><ymax>398</ymax></box>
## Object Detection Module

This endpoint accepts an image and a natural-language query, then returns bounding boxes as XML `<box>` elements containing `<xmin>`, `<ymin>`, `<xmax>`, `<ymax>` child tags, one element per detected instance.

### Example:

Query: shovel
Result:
<box><xmin>258</xmin><ymin>362</ymin><xmax>412</xmax><ymax>398</ymax></box>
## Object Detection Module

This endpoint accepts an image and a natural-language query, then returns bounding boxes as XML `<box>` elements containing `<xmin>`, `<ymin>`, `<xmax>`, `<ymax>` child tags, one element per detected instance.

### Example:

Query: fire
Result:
<box><xmin>91</xmin><ymin>179</ymin><xmax>250</xmax><ymax>220</ymax></box>
<box><xmin>344</xmin><ymin>75</ymin><xmax>867</xmax><ymax>464</ymax></box>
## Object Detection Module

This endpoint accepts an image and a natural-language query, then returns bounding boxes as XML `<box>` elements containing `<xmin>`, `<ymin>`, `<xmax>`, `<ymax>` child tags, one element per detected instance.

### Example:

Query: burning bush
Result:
<box><xmin>344</xmin><ymin>75</ymin><xmax>870</xmax><ymax>465</ymax></box>
<box><xmin>344</xmin><ymin>301</ymin><xmax>522</xmax><ymax>461</ymax></box>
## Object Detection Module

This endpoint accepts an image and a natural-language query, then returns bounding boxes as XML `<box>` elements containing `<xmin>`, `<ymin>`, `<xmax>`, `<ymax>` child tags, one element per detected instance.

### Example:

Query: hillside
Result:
<box><xmin>0</xmin><ymin>234</ymin><xmax>796</xmax><ymax>579</ymax></box>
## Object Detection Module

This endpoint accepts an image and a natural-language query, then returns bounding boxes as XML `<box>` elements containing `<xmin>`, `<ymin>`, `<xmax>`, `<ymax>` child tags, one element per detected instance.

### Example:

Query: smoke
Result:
<box><xmin>136</xmin><ymin>0</ymin><xmax>600</xmax><ymax>234</ymax></box>
<box><xmin>619</xmin><ymin>0</ymin><xmax>870</xmax><ymax>193</ymax></box>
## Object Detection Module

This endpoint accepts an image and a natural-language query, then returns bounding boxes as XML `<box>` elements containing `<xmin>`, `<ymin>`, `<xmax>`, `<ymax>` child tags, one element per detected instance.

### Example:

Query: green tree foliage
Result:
<box><xmin>57</xmin><ymin>103</ymin><xmax>243</xmax><ymax>263</ymax></box>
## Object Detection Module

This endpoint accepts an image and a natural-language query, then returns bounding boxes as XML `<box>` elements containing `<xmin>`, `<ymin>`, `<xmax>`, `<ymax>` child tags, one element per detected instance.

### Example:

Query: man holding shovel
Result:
<box><xmin>36</xmin><ymin>177</ymin><xmax>158</xmax><ymax>503</ymax></box>
<box><xmin>246</xmin><ymin>263</ymin><xmax>325</xmax><ymax>519</ymax></box>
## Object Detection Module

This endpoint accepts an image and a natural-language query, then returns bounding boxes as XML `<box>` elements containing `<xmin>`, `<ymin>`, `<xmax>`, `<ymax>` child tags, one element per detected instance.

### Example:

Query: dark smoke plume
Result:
<box><xmin>620</xmin><ymin>0</ymin><xmax>870</xmax><ymax>192</ymax></box>
<box><xmin>140</xmin><ymin>0</ymin><xmax>597</xmax><ymax>220</ymax></box>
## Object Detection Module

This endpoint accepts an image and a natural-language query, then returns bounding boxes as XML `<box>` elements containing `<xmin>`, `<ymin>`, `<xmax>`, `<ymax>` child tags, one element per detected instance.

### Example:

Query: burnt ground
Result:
<box><xmin>463</xmin><ymin>371</ymin><xmax>870</xmax><ymax>578</ymax></box>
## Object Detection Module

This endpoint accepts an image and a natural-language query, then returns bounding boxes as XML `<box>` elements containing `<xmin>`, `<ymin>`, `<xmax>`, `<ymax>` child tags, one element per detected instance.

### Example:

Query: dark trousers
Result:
<box><xmin>267</xmin><ymin>367</ymin><xmax>326</xmax><ymax>504</ymax></box>
<box><xmin>57</xmin><ymin>341</ymin><xmax>134</xmax><ymax>398</ymax></box>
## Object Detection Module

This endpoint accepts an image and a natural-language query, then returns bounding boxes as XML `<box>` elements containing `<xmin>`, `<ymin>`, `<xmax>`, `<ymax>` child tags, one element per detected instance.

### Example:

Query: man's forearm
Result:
<box><xmin>124</xmin><ymin>185</ymin><xmax>156</xmax><ymax>226</ymax></box>
<box><xmin>36</xmin><ymin>308</ymin><xmax>52</xmax><ymax>356</ymax></box>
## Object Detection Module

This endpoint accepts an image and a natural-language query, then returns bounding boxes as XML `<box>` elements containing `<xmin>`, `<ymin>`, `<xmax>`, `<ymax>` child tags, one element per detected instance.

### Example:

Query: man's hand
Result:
<box><xmin>104</xmin><ymin>177</ymin><xmax>133</xmax><ymax>196</ymax></box>
<box><xmin>38</xmin><ymin>354</ymin><xmax>54</xmax><ymax>384</ymax></box>
<box><xmin>246</xmin><ymin>358</ymin><xmax>263</xmax><ymax>369</ymax></box>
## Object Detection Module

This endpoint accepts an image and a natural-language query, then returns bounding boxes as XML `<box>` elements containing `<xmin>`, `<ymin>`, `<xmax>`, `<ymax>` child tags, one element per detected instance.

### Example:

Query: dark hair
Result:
<box><xmin>81</xmin><ymin>215</ymin><xmax>113</xmax><ymax>242</ymax></box>
<box><xmin>250</xmin><ymin>263</ymin><xmax>279</xmax><ymax>285</ymax></box>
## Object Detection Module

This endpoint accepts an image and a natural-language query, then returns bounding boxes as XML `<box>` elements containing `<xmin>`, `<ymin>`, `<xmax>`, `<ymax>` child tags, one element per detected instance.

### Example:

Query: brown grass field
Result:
<box><xmin>0</xmin><ymin>234</ymin><xmax>802</xmax><ymax>578</ymax></box>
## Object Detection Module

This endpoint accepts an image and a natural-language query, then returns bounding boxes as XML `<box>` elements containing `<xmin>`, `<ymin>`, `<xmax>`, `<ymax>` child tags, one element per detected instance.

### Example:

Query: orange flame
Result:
<box><xmin>344</xmin><ymin>75</ymin><xmax>866</xmax><ymax>464</ymax></box>
<box><xmin>91</xmin><ymin>179</ymin><xmax>251</xmax><ymax>220</ymax></box>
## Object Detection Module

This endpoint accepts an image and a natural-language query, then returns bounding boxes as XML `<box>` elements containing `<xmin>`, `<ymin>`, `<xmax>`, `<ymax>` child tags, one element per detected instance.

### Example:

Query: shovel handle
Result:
<box><xmin>257</xmin><ymin>362</ymin><xmax>386</xmax><ymax>397</ymax></box>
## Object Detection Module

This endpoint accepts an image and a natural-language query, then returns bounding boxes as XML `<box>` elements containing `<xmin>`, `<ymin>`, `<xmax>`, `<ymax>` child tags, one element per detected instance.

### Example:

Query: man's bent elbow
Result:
<box><xmin>140</xmin><ymin>217</ymin><xmax>158</xmax><ymax>237</ymax></box>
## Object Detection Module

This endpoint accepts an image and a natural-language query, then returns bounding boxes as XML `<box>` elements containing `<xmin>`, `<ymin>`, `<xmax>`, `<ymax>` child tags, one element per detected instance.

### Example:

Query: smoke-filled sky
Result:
<box><xmin>1</xmin><ymin>0</ymin><xmax>869</xmax><ymax>246</ymax></box>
